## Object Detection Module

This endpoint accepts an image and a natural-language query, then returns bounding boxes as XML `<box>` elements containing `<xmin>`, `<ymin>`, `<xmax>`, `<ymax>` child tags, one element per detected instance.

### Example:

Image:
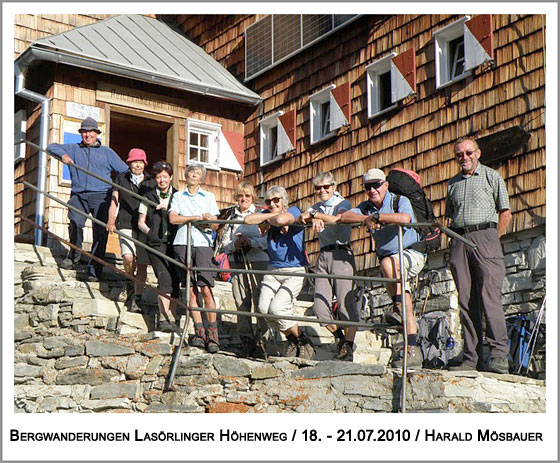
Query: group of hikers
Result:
<box><xmin>47</xmin><ymin>117</ymin><xmax>512</xmax><ymax>374</ymax></box>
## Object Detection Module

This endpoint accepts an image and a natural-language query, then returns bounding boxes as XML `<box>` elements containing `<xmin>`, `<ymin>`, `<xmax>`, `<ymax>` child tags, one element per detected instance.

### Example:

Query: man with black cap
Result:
<box><xmin>48</xmin><ymin>117</ymin><xmax>128</xmax><ymax>281</ymax></box>
<box><xmin>340</xmin><ymin>168</ymin><xmax>427</xmax><ymax>369</ymax></box>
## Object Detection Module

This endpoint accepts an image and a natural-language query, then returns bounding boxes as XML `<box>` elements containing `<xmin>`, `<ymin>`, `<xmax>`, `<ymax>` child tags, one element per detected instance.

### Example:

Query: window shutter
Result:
<box><xmin>222</xmin><ymin>130</ymin><xmax>244</xmax><ymax>170</ymax></box>
<box><xmin>329</xmin><ymin>82</ymin><xmax>350</xmax><ymax>131</ymax></box>
<box><xmin>391</xmin><ymin>48</ymin><xmax>416</xmax><ymax>103</ymax></box>
<box><xmin>464</xmin><ymin>14</ymin><xmax>493</xmax><ymax>71</ymax></box>
<box><xmin>278</xmin><ymin>110</ymin><xmax>296</xmax><ymax>155</ymax></box>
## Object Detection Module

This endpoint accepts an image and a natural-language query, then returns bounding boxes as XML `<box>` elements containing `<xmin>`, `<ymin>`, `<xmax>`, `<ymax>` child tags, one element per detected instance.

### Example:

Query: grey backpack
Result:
<box><xmin>417</xmin><ymin>311</ymin><xmax>452</xmax><ymax>369</ymax></box>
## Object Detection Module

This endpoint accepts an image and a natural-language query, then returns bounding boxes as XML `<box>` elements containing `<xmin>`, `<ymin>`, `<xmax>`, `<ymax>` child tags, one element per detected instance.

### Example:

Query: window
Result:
<box><xmin>260</xmin><ymin>112</ymin><xmax>282</xmax><ymax>166</ymax></box>
<box><xmin>366</xmin><ymin>49</ymin><xmax>417</xmax><ymax>119</ymax></box>
<box><xmin>310</xmin><ymin>83</ymin><xmax>350</xmax><ymax>145</ymax></box>
<box><xmin>245</xmin><ymin>14</ymin><xmax>360</xmax><ymax>81</ymax></box>
<box><xmin>14</xmin><ymin>109</ymin><xmax>27</xmax><ymax>163</ymax></box>
<box><xmin>186</xmin><ymin>119</ymin><xmax>220</xmax><ymax>168</ymax></box>
<box><xmin>434</xmin><ymin>15</ymin><xmax>494</xmax><ymax>89</ymax></box>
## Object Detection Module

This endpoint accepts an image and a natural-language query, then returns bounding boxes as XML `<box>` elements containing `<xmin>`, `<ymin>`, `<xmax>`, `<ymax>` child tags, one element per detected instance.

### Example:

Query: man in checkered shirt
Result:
<box><xmin>445</xmin><ymin>137</ymin><xmax>512</xmax><ymax>375</ymax></box>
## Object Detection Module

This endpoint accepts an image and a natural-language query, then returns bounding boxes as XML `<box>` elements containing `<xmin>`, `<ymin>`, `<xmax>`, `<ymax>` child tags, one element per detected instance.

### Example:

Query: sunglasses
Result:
<box><xmin>264</xmin><ymin>197</ymin><xmax>282</xmax><ymax>206</ymax></box>
<box><xmin>314</xmin><ymin>184</ymin><xmax>333</xmax><ymax>191</ymax></box>
<box><xmin>364</xmin><ymin>181</ymin><xmax>385</xmax><ymax>191</ymax></box>
<box><xmin>455</xmin><ymin>150</ymin><xmax>477</xmax><ymax>158</ymax></box>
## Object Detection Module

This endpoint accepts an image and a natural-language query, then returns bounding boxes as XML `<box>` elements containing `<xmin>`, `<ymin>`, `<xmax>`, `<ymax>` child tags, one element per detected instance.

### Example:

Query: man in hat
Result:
<box><xmin>48</xmin><ymin>117</ymin><xmax>128</xmax><ymax>281</ymax></box>
<box><xmin>445</xmin><ymin>137</ymin><xmax>512</xmax><ymax>374</ymax></box>
<box><xmin>106</xmin><ymin>148</ymin><xmax>152</xmax><ymax>311</ymax></box>
<box><xmin>340</xmin><ymin>168</ymin><xmax>427</xmax><ymax>369</ymax></box>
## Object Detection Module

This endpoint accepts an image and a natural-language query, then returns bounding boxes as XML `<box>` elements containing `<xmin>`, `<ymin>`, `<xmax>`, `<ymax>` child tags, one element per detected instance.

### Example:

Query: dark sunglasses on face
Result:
<box><xmin>265</xmin><ymin>197</ymin><xmax>282</xmax><ymax>206</ymax></box>
<box><xmin>455</xmin><ymin>150</ymin><xmax>477</xmax><ymax>158</ymax></box>
<box><xmin>314</xmin><ymin>184</ymin><xmax>333</xmax><ymax>191</ymax></box>
<box><xmin>364</xmin><ymin>181</ymin><xmax>385</xmax><ymax>191</ymax></box>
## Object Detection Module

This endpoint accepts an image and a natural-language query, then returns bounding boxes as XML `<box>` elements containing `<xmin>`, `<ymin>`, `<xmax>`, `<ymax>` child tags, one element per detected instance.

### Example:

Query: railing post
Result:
<box><xmin>398</xmin><ymin>224</ymin><xmax>408</xmax><ymax>413</ymax></box>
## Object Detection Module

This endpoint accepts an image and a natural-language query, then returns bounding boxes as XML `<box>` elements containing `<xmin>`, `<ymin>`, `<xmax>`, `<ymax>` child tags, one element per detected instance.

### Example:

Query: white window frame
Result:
<box><xmin>434</xmin><ymin>16</ymin><xmax>471</xmax><ymax>89</ymax></box>
<box><xmin>14</xmin><ymin>109</ymin><xmax>27</xmax><ymax>163</ymax></box>
<box><xmin>186</xmin><ymin>118</ymin><xmax>221</xmax><ymax>170</ymax></box>
<box><xmin>259</xmin><ymin>111</ymin><xmax>283</xmax><ymax>167</ymax></box>
<box><xmin>309</xmin><ymin>84</ymin><xmax>337</xmax><ymax>145</ymax></box>
<box><xmin>366</xmin><ymin>52</ymin><xmax>398</xmax><ymax>119</ymax></box>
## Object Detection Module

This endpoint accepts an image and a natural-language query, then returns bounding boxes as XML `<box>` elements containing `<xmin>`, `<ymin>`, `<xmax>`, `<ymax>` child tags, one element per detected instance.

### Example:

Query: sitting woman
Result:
<box><xmin>137</xmin><ymin>161</ymin><xmax>180</xmax><ymax>333</ymax></box>
<box><xmin>244</xmin><ymin>186</ymin><xmax>314</xmax><ymax>359</ymax></box>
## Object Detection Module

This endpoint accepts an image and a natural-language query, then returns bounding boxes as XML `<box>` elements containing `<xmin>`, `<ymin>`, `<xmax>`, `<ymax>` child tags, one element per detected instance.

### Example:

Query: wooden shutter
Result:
<box><xmin>391</xmin><ymin>48</ymin><xmax>416</xmax><ymax>103</ymax></box>
<box><xmin>464</xmin><ymin>14</ymin><xmax>494</xmax><ymax>70</ymax></box>
<box><xmin>222</xmin><ymin>130</ymin><xmax>244</xmax><ymax>171</ymax></box>
<box><xmin>278</xmin><ymin>110</ymin><xmax>296</xmax><ymax>155</ymax></box>
<box><xmin>329</xmin><ymin>82</ymin><xmax>350</xmax><ymax>131</ymax></box>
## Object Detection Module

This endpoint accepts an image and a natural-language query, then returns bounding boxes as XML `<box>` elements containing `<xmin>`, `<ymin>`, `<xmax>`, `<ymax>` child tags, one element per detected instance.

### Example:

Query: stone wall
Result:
<box><xmin>13</xmin><ymin>243</ymin><xmax>545</xmax><ymax>413</ymax></box>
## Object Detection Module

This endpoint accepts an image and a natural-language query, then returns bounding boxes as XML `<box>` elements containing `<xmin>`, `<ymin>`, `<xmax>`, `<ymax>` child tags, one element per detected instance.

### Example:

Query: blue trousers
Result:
<box><xmin>67</xmin><ymin>191</ymin><xmax>111</xmax><ymax>275</ymax></box>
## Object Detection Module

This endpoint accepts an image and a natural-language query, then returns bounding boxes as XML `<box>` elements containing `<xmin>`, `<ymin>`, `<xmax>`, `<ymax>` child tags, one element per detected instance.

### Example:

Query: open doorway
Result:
<box><xmin>109</xmin><ymin>111</ymin><xmax>174</xmax><ymax>166</ymax></box>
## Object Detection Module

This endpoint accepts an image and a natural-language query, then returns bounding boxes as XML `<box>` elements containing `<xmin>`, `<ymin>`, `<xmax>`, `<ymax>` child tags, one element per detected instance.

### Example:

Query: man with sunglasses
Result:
<box><xmin>298</xmin><ymin>172</ymin><xmax>358</xmax><ymax>361</ymax></box>
<box><xmin>340</xmin><ymin>168</ymin><xmax>426</xmax><ymax>369</ymax></box>
<box><xmin>445</xmin><ymin>137</ymin><xmax>512</xmax><ymax>374</ymax></box>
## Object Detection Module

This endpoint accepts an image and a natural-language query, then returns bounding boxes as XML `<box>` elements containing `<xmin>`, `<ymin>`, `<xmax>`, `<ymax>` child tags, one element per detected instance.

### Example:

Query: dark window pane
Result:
<box><xmin>379</xmin><ymin>71</ymin><xmax>392</xmax><ymax>110</ymax></box>
<box><xmin>449</xmin><ymin>36</ymin><xmax>465</xmax><ymax>78</ymax></box>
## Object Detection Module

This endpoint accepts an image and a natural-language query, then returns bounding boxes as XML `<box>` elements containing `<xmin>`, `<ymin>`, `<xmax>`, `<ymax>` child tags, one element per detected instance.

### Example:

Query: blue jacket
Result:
<box><xmin>47</xmin><ymin>140</ymin><xmax>128</xmax><ymax>194</ymax></box>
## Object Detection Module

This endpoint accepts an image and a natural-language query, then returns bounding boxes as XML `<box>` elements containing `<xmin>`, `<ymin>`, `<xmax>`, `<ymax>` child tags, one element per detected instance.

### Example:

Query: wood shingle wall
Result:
<box><xmin>178</xmin><ymin>14</ymin><xmax>546</xmax><ymax>270</ymax></box>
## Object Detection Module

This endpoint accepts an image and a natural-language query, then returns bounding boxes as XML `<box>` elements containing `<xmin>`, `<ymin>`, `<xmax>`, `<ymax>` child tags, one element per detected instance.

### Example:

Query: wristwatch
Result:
<box><xmin>309</xmin><ymin>208</ymin><xmax>318</xmax><ymax>218</ymax></box>
<box><xmin>371</xmin><ymin>212</ymin><xmax>380</xmax><ymax>223</ymax></box>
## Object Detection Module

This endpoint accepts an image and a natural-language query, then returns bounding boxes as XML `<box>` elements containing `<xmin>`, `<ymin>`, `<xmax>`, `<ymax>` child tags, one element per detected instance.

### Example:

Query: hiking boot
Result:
<box><xmin>251</xmin><ymin>341</ymin><xmax>267</xmax><ymax>359</ymax></box>
<box><xmin>448</xmin><ymin>361</ymin><xmax>477</xmax><ymax>372</ymax></box>
<box><xmin>158</xmin><ymin>320</ymin><xmax>181</xmax><ymax>334</ymax></box>
<box><xmin>206</xmin><ymin>327</ymin><xmax>220</xmax><ymax>354</ymax></box>
<box><xmin>190</xmin><ymin>324</ymin><xmax>206</xmax><ymax>348</ymax></box>
<box><xmin>385</xmin><ymin>308</ymin><xmax>402</xmax><ymax>326</ymax></box>
<box><xmin>298</xmin><ymin>333</ymin><xmax>315</xmax><ymax>360</ymax></box>
<box><xmin>118</xmin><ymin>280</ymin><xmax>134</xmax><ymax>303</ymax></box>
<box><xmin>127</xmin><ymin>297</ymin><xmax>143</xmax><ymax>314</ymax></box>
<box><xmin>336</xmin><ymin>341</ymin><xmax>354</xmax><ymax>362</ymax></box>
<box><xmin>486</xmin><ymin>356</ymin><xmax>509</xmax><ymax>374</ymax></box>
<box><xmin>61</xmin><ymin>257</ymin><xmax>78</xmax><ymax>270</ymax></box>
<box><xmin>238</xmin><ymin>337</ymin><xmax>255</xmax><ymax>358</ymax></box>
<box><xmin>284</xmin><ymin>335</ymin><xmax>299</xmax><ymax>357</ymax></box>
<box><xmin>391</xmin><ymin>345</ymin><xmax>423</xmax><ymax>369</ymax></box>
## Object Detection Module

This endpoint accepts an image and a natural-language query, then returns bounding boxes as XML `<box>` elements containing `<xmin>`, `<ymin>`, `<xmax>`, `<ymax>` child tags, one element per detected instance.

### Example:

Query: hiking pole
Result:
<box><xmin>241</xmin><ymin>249</ymin><xmax>272</xmax><ymax>360</ymax></box>
<box><xmin>518</xmin><ymin>296</ymin><xmax>546</xmax><ymax>375</ymax></box>
<box><xmin>165</xmin><ymin>223</ymin><xmax>193</xmax><ymax>392</ymax></box>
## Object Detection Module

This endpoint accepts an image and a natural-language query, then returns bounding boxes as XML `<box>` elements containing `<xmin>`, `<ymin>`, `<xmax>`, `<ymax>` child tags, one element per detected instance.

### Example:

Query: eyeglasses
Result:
<box><xmin>264</xmin><ymin>197</ymin><xmax>282</xmax><ymax>206</ymax></box>
<box><xmin>455</xmin><ymin>150</ymin><xmax>477</xmax><ymax>158</ymax></box>
<box><xmin>237</xmin><ymin>193</ymin><xmax>252</xmax><ymax>199</ymax></box>
<box><xmin>314</xmin><ymin>184</ymin><xmax>333</xmax><ymax>191</ymax></box>
<box><xmin>364</xmin><ymin>181</ymin><xmax>385</xmax><ymax>191</ymax></box>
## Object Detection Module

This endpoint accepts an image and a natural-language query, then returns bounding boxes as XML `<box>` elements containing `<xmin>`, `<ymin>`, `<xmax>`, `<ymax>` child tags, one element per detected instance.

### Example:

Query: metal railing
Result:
<box><xmin>15</xmin><ymin>141</ymin><xmax>478</xmax><ymax>413</ymax></box>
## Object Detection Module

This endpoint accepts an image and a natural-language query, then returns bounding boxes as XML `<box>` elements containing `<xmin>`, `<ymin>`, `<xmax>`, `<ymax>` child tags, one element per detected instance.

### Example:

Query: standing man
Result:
<box><xmin>446</xmin><ymin>137</ymin><xmax>512</xmax><ymax>374</ymax></box>
<box><xmin>340</xmin><ymin>168</ymin><xmax>427</xmax><ymax>368</ymax></box>
<box><xmin>298</xmin><ymin>172</ymin><xmax>358</xmax><ymax>362</ymax></box>
<box><xmin>48</xmin><ymin>117</ymin><xmax>128</xmax><ymax>281</ymax></box>
<box><xmin>168</xmin><ymin>164</ymin><xmax>220</xmax><ymax>353</ymax></box>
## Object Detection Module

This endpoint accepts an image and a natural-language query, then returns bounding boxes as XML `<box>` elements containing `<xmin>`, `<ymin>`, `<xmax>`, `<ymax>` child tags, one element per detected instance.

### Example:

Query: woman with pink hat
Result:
<box><xmin>107</xmin><ymin>148</ymin><xmax>152</xmax><ymax>312</ymax></box>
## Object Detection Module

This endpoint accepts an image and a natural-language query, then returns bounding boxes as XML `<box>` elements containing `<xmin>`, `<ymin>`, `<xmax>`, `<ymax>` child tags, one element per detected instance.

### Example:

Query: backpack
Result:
<box><xmin>214</xmin><ymin>252</ymin><xmax>232</xmax><ymax>282</ymax></box>
<box><xmin>506</xmin><ymin>315</ymin><xmax>531</xmax><ymax>374</ymax></box>
<box><xmin>417</xmin><ymin>311</ymin><xmax>453</xmax><ymax>369</ymax></box>
<box><xmin>387</xmin><ymin>168</ymin><xmax>441</xmax><ymax>254</ymax></box>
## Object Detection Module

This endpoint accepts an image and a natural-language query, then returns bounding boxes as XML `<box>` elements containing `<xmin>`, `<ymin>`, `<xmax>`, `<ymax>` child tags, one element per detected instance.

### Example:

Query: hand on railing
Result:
<box><xmin>61</xmin><ymin>154</ymin><xmax>73</xmax><ymax>165</ymax></box>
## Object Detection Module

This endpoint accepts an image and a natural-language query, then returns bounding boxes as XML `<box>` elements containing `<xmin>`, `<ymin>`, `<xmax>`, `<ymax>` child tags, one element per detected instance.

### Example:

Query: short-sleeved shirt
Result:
<box><xmin>169</xmin><ymin>187</ymin><xmax>220</xmax><ymax>247</ymax></box>
<box><xmin>265</xmin><ymin>206</ymin><xmax>308</xmax><ymax>268</ymax></box>
<box><xmin>445</xmin><ymin>163</ymin><xmax>510</xmax><ymax>228</ymax></box>
<box><xmin>308</xmin><ymin>192</ymin><xmax>352</xmax><ymax>248</ymax></box>
<box><xmin>352</xmin><ymin>191</ymin><xmax>421</xmax><ymax>258</ymax></box>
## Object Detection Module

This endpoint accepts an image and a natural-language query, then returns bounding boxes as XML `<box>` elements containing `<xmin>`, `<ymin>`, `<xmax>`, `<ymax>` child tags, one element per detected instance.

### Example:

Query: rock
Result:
<box><xmin>14</xmin><ymin>314</ymin><xmax>29</xmax><ymax>331</ymax></box>
<box><xmin>125</xmin><ymin>355</ymin><xmax>149</xmax><ymax>380</ymax></box>
<box><xmin>140</xmin><ymin>343</ymin><xmax>173</xmax><ymax>358</ymax></box>
<box><xmin>44</xmin><ymin>336</ymin><xmax>72</xmax><ymax>350</ymax></box>
<box><xmin>72</xmin><ymin>299</ymin><xmax>120</xmax><ymax>318</ymax></box>
<box><xmin>14</xmin><ymin>364</ymin><xmax>42</xmax><ymax>378</ymax></box>
<box><xmin>175</xmin><ymin>355</ymin><xmax>213</xmax><ymax>376</ymax></box>
<box><xmin>250</xmin><ymin>364</ymin><xmax>282</xmax><ymax>379</ymax></box>
<box><xmin>57</xmin><ymin>368</ymin><xmax>120</xmax><ymax>386</ymax></box>
<box><xmin>527</xmin><ymin>235</ymin><xmax>545</xmax><ymax>270</ymax></box>
<box><xmin>504</xmin><ymin>252</ymin><xmax>526</xmax><ymax>268</ymax></box>
<box><xmin>55</xmin><ymin>356</ymin><xmax>88</xmax><ymax>370</ymax></box>
<box><xmin>14</xmin><ymin>331</ymin><xmax>33</xmax><ymax>342</ymax></box>
<box><xmin>30</xmin><ymin>287</ymin><xmax>71</xmax><ymax>305</ymax></box>
<box><xmin>81</xmin><ymin>398</ymin><xmax>132</xmax><ymax>411</ymax></box>
<box><xmin>85</xmin><ymin>341</ymin><xmax>135</xmax><ymax>357</ymax></box>
<box><xmin>90</xmin><ymin>383</ymin><xmax>138</xmax><ymax>400</ymax></box>
<box><xmin>293</xmin><ymin>361</ymin><xmax>386</xmax><ymax>379</ymax></box>
<box><xmin>64</xmin><ymin>345</ymin><xmax>85</xmax><ymax>357</ymax></box>
<box><xmin>100</xmin><ymin>357</ymin><xmax>129</xmax><ymax>372</ymax></box>
<box><xmin>213</xmin><ymin>355</ymin><xmax>251</xmax><ymax>377</ymax></box>
<box><xmin>145</xmin><ymin>356</ymin><xmax>164</xmax><ymax>375</ymax></box>
<box><xmin>119</xmin><ymin>312</ymin><xmax>150</xmax><ymax>331</ymax></box>
<box><xmin>37</xmin><ymin>304</ymin><xmax>59</xmax><ymax>322</ymax></box>
<box><xmin>37</xmin><ymin>347</ymin><xmax>66</xmax><ymax>359</ymax></box>
<box><xmin>145</xmin><ymin>403</ymin><xmax>203</xmax><ymax>413</ymax></box>
<box><xmin>502</xmin><ymin>271</ymin><xmax>533</xmax><ymax>293</ymax></box>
